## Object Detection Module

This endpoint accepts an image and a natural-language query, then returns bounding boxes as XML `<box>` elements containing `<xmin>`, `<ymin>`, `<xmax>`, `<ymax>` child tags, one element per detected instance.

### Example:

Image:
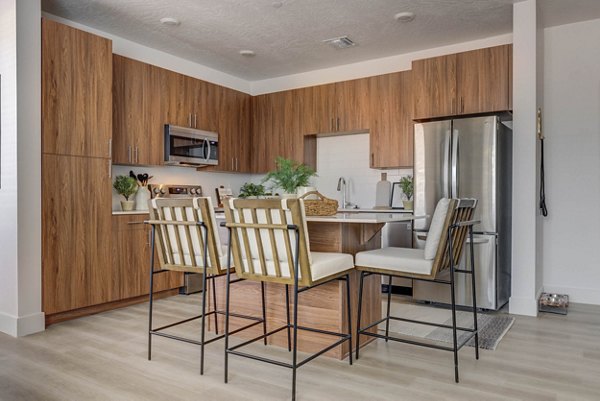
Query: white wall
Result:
<box><xmin>510</xmin><ymin>0</ymin><xmax>543</xmax><ymax>316</ymax></box>
<box><xmin>0</xmin><ymin>0</ymin><xmax>44</xmax><ymax>337</ymax></box>
<box><xmin>111</xmin><ymin>165</ymin><xmax>261</xmax><ymax>210</ymax></box>
<box><xmin>542</xmin><ymin>18</ymin><xmax>600</xmax><ymax>304</ymax></box>
<box><xmin>0</xmin><ymin>0</ymin><xmax>20</xmax><ymax>335</ymax></box>
<box><xmin>313</xmin><ymin>134</ymin><xmax>412</xmax><ymax>209</ymax></box>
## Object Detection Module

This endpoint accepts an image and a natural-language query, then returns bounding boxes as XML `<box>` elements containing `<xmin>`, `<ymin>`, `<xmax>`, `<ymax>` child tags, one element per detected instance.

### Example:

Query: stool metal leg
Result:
<box><xmin>212</xmin><ymin>275</ymin><xmax>219</xmax><ymax>335</ymax></box>
<box><xmin>291</xmin><ymin>228</ymin><xmax>300</xmax><ymax>401</ymax></box>
<box><xmin>469</xmin><ymin>226</ymin><xmax>480</xmax><ymax>360</ymax></box>
<box><xmin>224</xmin><ymin>231</ymin><xmax>232</xmax><ymax>384</ymax></box>
<box><xmin>355</xmin><ymin>271</ymin><xmax>365</xmax><ymax>360</ymax></box>
<box><xmin>448</xmin><ymin>229</ymin><xmax>459</xmax><ymax>383</ymax></box>
<box><xmin>200</xmin><ymin>225</ymin><xmax>209</xmax><ymax>375</ymax></box>
<box><xmin>345</xmin><ymin>274</ymin><xmax>353</xmax><ymax>365</ymax></box>
<box><xmin>285</xmin><ymin>284</ymin><xmax>291</xmax><ymax>352</ymax></box>
<box><xmin>261</xmin><ymin>281</ymin><xmax>268</xmax><ymax>346</ymax></box>
<box><xmin>148</xmin><ymin>225</ymin><xmax>156</xmax><ymax>361</ymax></box>
<box><xmin>385</xmin><ymin>274</ymin><xmax>393</xmax><ymax>342</ymax></box>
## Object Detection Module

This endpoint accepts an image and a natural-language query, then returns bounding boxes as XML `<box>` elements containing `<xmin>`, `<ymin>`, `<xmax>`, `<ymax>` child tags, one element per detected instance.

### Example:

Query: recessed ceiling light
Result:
<box><xmin>394</xmin><ymin>12</ymin><xmax>415</xmax><ymax>23</ymax></box>
<box><xmin>239</xmin><ymin>50</ymin><xmax>256</xmax><ymax>57</ymax></box>
<box><xmin>160</xmin><ymin>17</ymin><xmax>180</xmax><ymax>26</ymax></box>
<box><xmin>323</xmin><ymin>36</ymin><xmax>357</xmax><ymax>50</ymax></box>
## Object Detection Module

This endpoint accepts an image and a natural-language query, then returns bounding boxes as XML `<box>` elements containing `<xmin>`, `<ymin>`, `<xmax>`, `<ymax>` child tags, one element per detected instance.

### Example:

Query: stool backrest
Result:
<box><xmin>148</xmin><ymin>197</ymin><xmax>223</xmax><ymax>275</ymax></box>
<box><xmin>430</xmin><ymin>198</ymin><xmax>478</xmax><ymax>278</ymax></box>
<box><xmin>224</xmin><ymin>198</ymin><xmax>313</xmax><ymax>286</ymax></box>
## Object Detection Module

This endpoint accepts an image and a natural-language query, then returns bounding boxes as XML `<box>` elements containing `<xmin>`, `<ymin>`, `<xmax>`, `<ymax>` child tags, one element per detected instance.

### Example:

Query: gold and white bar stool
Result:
<box><xmin>223</xmin><ymin>198</ymin><xmax>354</xmax><ymax>401</ymax></box>
<box><xmin>146</xmin><ymin>197</ymin><xmax>265</xmax><ymax>375</ymax></box>
<box><xmin>354</xmin><ymin>198</ymin><xmax>479</xmax><ymax>382</ymax></box>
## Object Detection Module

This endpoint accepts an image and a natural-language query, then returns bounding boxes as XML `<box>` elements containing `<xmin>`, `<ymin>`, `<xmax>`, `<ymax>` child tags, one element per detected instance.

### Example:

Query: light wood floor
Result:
<box><xmin>1</xmin><ymin>294</ymin><xmax>599</xmax><ymax>401</ymax></box>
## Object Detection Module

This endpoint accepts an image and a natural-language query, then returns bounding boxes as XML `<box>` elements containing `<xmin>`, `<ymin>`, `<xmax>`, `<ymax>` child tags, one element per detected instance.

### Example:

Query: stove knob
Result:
<box><xmin>195</xmin><ymin>188</ymin><xmax>202</xmax><ymax>195</ymax></box>
<box><xmin>153</xmin><ymin>187</ymin><xmax>161</xmax><ymax>195</ymax></box>
<box><xmin>159</xmin><ymin>189</ymin><xmax>167</xmax><ymax>195</ymax></box>
<box><xmin>190</xmin><ymin>188</ymin><xmax>196</xmax><ymax>195</ymax></box>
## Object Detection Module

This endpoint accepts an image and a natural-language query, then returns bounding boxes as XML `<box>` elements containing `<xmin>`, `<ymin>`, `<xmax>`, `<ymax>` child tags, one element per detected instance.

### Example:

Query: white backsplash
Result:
<box><xmin>312</xmin><ymin>133</ymin><xmax>412</xmax><ymax>209</ymax></box>
<box><xmin>111</xmin><ymin>165</ymin><xmax>261</xmax><ymax>211</ymax></box>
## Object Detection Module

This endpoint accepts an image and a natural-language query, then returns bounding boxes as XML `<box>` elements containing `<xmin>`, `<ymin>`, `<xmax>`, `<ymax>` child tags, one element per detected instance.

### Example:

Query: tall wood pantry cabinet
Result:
<box><xmin>42</xmin><ymin>18</ymin><xmax>115</xmax><ymax>316</ymax></box>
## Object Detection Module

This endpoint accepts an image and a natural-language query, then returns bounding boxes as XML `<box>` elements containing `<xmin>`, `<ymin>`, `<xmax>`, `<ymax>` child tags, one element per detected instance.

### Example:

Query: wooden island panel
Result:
<box><xmin>209</xmin><ymin>221</ymin><xmax>383</xmax><ymax>360</ymax></box>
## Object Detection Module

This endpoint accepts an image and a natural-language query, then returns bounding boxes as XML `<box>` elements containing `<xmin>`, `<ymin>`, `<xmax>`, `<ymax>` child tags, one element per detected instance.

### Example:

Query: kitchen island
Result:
<box><xmin>209</xmin><ymin>212</ymin><xmax>416</xmax><ymax>359</ymax></box>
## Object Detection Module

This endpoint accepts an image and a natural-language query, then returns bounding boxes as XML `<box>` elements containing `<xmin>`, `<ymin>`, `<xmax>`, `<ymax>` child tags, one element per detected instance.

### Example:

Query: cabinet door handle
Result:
<box><xmin>194</xmin><ymin>114</ymin><xmax>197</xmax><ymax>128</ymax></box>
<box><xmin>336</xmin><ymin>117</ymin><xmax>340</xmax><ymax>131</ymax></box>
<box><xmin>231</xmin><ymin>157</ymin><xmax>234</xmax><ymax>170</ymax></box>
<box><xmin>128</xmin><ymin>145</ymin><xmax>132</xmax><ymax>163</ymax></box>
<box><xmin>236</xmin><ymin>157</ymin><xmax>239</xmax><ymax>171</ymax></box>
<box><xmin>108</xmin><ymin>138</ymin><xmax>112</xmax><ymax>158</ymax></box>
<box><xmin>108</xmin><ymin>160</ymin><xmax>112</xmax><ymax>179</ymax></box>
<box><xmin>461</xmin><ymin>97</ymin><xmax>464</xmax><ymax>113</ymax></box>
<box><xmin>135</xmin><ymin>146</ymin><xmax>139</xmax><ymax>164</ymax></box>
<box><xmin>371</xmin><ymin>153</ymin><xmax>374</xmax><ymax>167</ymax></box>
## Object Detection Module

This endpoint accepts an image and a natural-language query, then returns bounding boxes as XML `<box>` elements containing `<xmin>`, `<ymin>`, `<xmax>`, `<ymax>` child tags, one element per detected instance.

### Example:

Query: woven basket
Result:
<box><xmin>300</xmin><ymin>191</ymin><xmax>338</xmax><ymax>216</ymax></box>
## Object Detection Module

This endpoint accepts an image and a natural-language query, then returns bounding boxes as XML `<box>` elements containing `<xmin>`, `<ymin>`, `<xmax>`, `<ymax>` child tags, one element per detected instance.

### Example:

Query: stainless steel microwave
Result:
<box><xmin>164</xmin><ymin>125</ymin><xmax>219</xmax><ymax>167</ymax></box>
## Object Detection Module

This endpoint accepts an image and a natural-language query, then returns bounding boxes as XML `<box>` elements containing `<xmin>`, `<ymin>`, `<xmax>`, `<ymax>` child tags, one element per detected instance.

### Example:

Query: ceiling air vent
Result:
<box><xmin>323</xmin><ymin>36</ymin><xmax>357</xmax><ymax>49</ymax></box>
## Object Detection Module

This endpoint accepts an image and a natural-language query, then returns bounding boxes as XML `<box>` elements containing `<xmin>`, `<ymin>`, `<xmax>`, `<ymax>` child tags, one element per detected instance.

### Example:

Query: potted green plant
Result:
<box><xmin>399</xmin><ymin>175</ymin><xmax>414</xmax><ymax>210</ymax></box>
<box><xmin>113</xmin><ymin>175</ymin><xmax>138</xmax><ymax>211</ymax></box>
<box><xmin>239</xmin><ymin>182</ymin><xmax>267</xmax><ymax>199</ymax></box>
<box><xmin>262</xmin><ymin>157</ymin><xmax>317</xmax><ymax>198</ymax></box>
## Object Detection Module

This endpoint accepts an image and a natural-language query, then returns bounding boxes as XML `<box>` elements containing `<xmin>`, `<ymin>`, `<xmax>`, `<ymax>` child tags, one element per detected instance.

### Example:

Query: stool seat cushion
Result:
<box><xmin>355</xmin><ymin>247</ymin><xmax>433</xmax><ymax>276</ymax></box>
<box><xmin>310</xmin><ymin>252</ymin><xmax>354</xmax><ymax>281</ymax></box>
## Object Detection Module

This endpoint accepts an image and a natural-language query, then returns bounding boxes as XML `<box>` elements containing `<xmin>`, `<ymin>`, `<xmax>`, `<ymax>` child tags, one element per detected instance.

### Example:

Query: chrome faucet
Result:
<box><xmin>337</xmin><ymin>177</ymin><xmax>347</xmax><ymax>208</ymax></box>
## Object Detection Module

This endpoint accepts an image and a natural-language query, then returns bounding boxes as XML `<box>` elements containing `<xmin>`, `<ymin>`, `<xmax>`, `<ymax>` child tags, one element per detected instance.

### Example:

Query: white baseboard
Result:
<box><xmin>0</xmin><ymin>311</ymin><xmax>45</xmax><ymax>337</ymax></box>
<box><xmin>509</xmin><ymin>296</ymin><xmax>539</xmax><ymax>316</ymax></box>
<box><xmin>543</xmin><ymin>285</ymin><xmax>600</xmax><ymax>306</ymax></box>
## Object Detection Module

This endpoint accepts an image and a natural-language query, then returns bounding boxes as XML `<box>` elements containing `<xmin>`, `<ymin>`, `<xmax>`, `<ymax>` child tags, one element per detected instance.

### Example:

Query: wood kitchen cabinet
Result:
<box><xmin>298</xmin><ymin>84</ymin><xmax>336</xmax><ymax>135</ymax></box>
<box><xmin>369</xmin><ymin>71</ymin><xmax>414</xmax><ymax>169</ymax></box>
<box><xmin>42</xmin><ymin>154</ymin><xmax>115</xmax><ymax>315</ymax></box>
<box><xmin>456</xmin><ymin>45</ymin><xmax>511</xmax><ymax>115</ymax></box>
<box><xmin>111</xmin><ymin>215</ymin><xmax>182</xmax><ymax>299</ymax></box>
<box><xmin>412</xmin><ymin>44</ymin><xmax>512</xmax><ymax>120</ymax></box>
<box><xmin>112</xmin><ymin>55</ymin><xmax>163</xmax><ymax>165</ymax></box>
<box><xmin>412</xmin><ymin>54</ymin><xmax>457</xmax><ymax>120</ymax></box>
<box><xmin>214</xmin><ymin>87</ymin><xmax>252</xmax><ymax>172</ymax></box>
<box><xmin>335</xmin><ymin>78</ymin><xmax>371</xmax><ymax>132</ymax></box>
<box><xmin>42</xmin><ymin>18</ymin><xmax>112</xmax><ymax>158</ymax></box>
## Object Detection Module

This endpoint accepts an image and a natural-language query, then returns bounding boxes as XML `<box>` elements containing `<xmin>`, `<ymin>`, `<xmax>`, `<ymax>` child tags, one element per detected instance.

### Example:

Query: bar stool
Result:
<box><xmin>355</xmin><ymin>198</ymin><xmax>479</xmax><ymax>382</ymax></box>
<box><xmin>146</xmin><ymin>197</ymin><xmax>265</xmax><ymax>375</ymax></box>
<box><xmin>223</xmin><ymin>198</ymin><xmax>354</xmax><ymax>401</ymax></box>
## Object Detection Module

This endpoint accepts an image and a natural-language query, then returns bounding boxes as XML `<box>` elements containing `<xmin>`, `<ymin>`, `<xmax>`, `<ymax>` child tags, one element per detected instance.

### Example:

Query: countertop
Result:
<box><xmin>112</xmin><ymin>208</ymin><xmax>413</xmax><ymax>218</ymax></box>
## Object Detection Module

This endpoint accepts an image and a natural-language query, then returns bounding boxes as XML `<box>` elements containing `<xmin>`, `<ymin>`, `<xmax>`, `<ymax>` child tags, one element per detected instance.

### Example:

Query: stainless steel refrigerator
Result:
<box><xmin>412</xmin><ymin>115</ymin><xmax>512</xmax><ymax>310</ymax></box>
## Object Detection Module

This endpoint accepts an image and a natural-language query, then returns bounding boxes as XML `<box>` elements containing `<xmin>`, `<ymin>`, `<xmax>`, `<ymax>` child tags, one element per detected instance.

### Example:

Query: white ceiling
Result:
<box><xmin>41</xmin><ymin>0</ymin><xmax>600</xmax><ymax>81</ymax></box>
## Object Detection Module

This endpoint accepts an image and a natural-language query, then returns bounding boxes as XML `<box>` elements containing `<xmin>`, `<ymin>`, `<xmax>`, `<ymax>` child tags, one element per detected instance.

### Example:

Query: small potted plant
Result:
<box><xmin>113</xmin><ymin>175</ymin><xmax>138</xmax><ymax>211</ymax></box>
<box><xmin>239</xmin><ymin>182</ymin><xmax>268</xmax><ymax>199</ymax></box>
<box><xmin>262</xmin><ymin>157</ymin><xmax>317</xmax><ymax>198</ymax></box>
<box><xmin>399</xmin><ymin>175</ymin><xmax>414</xmax><ymax>210</ymax></box>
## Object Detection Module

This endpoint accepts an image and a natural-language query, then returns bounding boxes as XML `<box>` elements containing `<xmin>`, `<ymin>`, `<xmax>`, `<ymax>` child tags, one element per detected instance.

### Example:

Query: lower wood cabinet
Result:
<box><xmin>42</xmin><ymin>154</ymin><xmax>115</xmax><ymax>315</ymax></box>
<box><xmin>111</xmin><ymin>214</ymin><xmax>183</xmax><ymax>299</ymax></box>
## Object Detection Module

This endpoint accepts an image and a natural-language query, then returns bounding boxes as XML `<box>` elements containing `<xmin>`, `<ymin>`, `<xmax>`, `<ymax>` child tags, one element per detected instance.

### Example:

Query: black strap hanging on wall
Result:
<box><xmin>538</xmin><ymin>108</ymin><xmax>548</xmax><ymax>217</ymax></box>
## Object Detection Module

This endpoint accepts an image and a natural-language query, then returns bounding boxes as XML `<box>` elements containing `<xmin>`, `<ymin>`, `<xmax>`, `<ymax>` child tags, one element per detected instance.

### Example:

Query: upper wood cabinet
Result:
<box><xmin>412</xmin><ymin>54</ymin><xmax>457</xmax><ymax>120</ymax></box>
<box><xmin>42</xmin><ymin>154</ymin><xmax>114</xmax><ymax>315</ymax></box>
<box><xmin>297</xmin><ymin>84</ymin><xmax>335</xmax><ymax>135</ymax></box>
<box><xmin>335</xmin><ymin>78</ymin><xmax>371</xmax><ymax>132</ymax></box>
<box><xmin>112</xmin><ymin>55</ymin><xmax>163</xmax><ymax>165</ymax></box>
<box><xmin>42</xmin><ymin>18</ymin><xmax>112</xmax><ymax>158</ymax></box>
<box><xmin>412</xmin><ymin>44</ymin><xmax>512</xmax><ymax>120</ymax></box>
<box><xmin>216</xmin><ymin>87</ymin><xmax>252</xmax><ymax>173</ymax></box>
<box><xmin>369</xmin><ymin>71</ymin><xmax>413</xmax><ymax>169</ymax></box>
<box><xmin>456</xmin><ymin>45</ymin><xmax>511</xmax><ymax>115</ymax></box>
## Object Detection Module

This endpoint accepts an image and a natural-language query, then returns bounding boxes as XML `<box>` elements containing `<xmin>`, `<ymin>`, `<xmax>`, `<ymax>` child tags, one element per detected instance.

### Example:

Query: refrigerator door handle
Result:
<box><xmin>443</xmin><ymin>130</ymin><xmax>451</xmax><ymax>198</ymax></box>
<box><xmin>451</xmin><ymin>129</ymin><xmax>459</xmax><ymax>198</ymax></box>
